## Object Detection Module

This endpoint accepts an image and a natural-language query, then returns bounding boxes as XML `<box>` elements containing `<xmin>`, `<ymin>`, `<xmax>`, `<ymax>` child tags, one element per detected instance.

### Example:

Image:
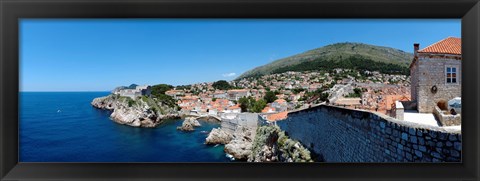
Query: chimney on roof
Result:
<box><xmin>414</xmin><ymin>43</ymin><xmax>420</xmax><ymax>58</ymax></box>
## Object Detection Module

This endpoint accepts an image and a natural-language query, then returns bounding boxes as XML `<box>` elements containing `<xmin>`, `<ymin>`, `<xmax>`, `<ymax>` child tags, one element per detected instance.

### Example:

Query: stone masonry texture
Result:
<box><xmin>277</xmin><ymin>105</ymin><xmax>461</xmax><ymax>162</ymax></box>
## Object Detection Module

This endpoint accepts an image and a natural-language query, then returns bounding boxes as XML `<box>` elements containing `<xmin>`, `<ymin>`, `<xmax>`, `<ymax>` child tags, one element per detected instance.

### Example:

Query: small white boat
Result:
<box><xmin>225</xmin><ymin>154</ymin><xmax>235</xmax><ymax>161</ymax></box>
<box><xmin>214</xmin><ymin>144</ymin><xmax>219</xmax><ymax>147</ymax></box>
<box><xmin>57</xmin><ymin>110</ymin><xmax>61</xmax><ymax>113</ymax></box>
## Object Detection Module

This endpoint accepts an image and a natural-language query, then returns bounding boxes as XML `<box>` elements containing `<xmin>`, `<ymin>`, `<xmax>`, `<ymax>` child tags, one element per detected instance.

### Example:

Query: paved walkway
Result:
<box><xmin>403</xmin><ymin>110</ymin><xmax>440</xmax><ymax>127</ymax></box>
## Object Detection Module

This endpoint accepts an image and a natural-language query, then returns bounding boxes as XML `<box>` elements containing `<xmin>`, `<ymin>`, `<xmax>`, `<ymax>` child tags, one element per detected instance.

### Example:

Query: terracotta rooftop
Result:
<box><xmin>228</xmin><ymin>104</ymin><xmax>241</xmax><ymax>110</ymax></box>
<box><xmin>266</xmin><ymin>111</ymin><xmax>288</xmax><ymax>122</ymax></box>
<box><xmin>274</xmin><ymin>99</ymin><xmax>287</xmax><ymax>104</ymax></box>
<box><xmin>418</xmin><ymin>37</ymin><xmax>461</xmax><ymax>55</ymax></box>
<box><xmin>261</xmin><ymin>106</ymin><xmax>275</xmax><ymax>113</ymax></box>
<box><xmin>227</xmin><ymin>89</ymin><xmax>248</xmax><ymax>93</ymax></box>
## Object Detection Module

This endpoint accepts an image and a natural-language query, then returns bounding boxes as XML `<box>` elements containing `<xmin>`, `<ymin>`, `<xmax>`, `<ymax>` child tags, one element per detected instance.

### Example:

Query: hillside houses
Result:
<box><xmin>227</xmin><ymin>89</ymin><xmax>250</xmax><ymax>101</ymax></box>
<box><xmin>271</xmin><ymin>99</ymin><xmax>288</xmax><ymax>112</ymax></box>
<box><xmin>165</xmin><ymin>89</ymin><xmax>185</xmax><ymax>100</ymax></box>
<box><xmin>213</xmin><ymin>90</ymin><xmax>227</xmax><ymax>99</ymax></box>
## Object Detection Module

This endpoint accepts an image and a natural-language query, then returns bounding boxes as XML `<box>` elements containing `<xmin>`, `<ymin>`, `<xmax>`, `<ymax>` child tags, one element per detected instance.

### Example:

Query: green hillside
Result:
<box><xmin>237</xmin><ymin>42</ymin><xmax>413</xmax><ymax>79</ymax></box>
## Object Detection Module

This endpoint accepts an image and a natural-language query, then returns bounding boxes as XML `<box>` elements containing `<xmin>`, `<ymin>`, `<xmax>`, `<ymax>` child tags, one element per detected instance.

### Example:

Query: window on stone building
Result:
<box><xmin>446</xmin><ymin>66</ymin><xmax>457</xmax><ymax>84</ymax></box>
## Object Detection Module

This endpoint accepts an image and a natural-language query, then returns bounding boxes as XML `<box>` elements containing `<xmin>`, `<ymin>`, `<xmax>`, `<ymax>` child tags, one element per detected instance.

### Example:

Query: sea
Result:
<box><xmin>19</xmin><ymin>92</ymin><xmax>231</xmax><ymax>162</ymax></box>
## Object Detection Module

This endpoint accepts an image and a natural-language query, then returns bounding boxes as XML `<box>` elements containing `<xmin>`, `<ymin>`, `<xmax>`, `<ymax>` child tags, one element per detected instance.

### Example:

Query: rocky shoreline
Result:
<box><xmin>91</xmin><ymin>94</ymin><xmax>179</xmax><ymax>127</ymax></box>
<box><xmin>205</xmin><ymin>125</ymin><xmax>255</xmax><ymax>160</ymax></box>
<box><xmin>92</xmin><ymin>94</ymin><xmax>312</xmax><ymax>162</ymax></box>
<box><xmin>204</xmin><ymin>123</ymin><xmax>312</xmax><ymax>162</ymax></box>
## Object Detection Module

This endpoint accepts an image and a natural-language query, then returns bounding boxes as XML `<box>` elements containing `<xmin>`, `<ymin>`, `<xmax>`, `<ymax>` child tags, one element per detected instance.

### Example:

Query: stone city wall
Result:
<box><xmin>220</xmin><ymin>113</ymin><xmax>259</xmax><ymax>133</ymax></box>
<box><xmin>277</xmin><ymin>105</ymin><xmax>461</xmax><ymax>162</ymax></box>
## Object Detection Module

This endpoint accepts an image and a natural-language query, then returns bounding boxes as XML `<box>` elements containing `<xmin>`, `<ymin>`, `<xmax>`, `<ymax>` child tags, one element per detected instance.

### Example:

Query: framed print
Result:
<box><xmin>1</xmin><ymin>0</ymin><xmax>479</xmax><ymax>180</ymax></box>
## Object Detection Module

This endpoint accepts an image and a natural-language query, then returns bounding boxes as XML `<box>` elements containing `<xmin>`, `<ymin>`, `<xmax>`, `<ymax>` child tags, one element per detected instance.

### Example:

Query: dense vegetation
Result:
<box><xmin>238</xmin><ymin>96</ymin><xmax>267</xmax><ymax>113</ymax></box>
<box><xmin>264</xmin><ymin>91</ymin><xmax>278</xmax><ymax>103</ymax></box>
<box><xmin>175</xmin><ymin>85</ymin><xmax>191</xmax><ymax>90</ymax></box>
<box><xmin>249</xmin><ymin>125</ymin><xmax>313</xmax><ymax>162</ymax></box>
<box><xmin>151</xmin><ymin>84</ymin><xmax>174</xmax><ymax>96</ymax></box>
<box><xmin>127</xmin><ymin>84</ymin><xmax>139</xmax><ymax>89</ymax></box>
<box><xmin>150</xmin><ymin>84</ymin><xmax>178</xmax><ymax>108</ymax></box>
<box><xmin>212</xmin><ymin>80</ymin><xmax>234</xmax><ymax>90</ymax></box>
<box><xmin>237</xmin><ymin>42</ymin><xmax>412</xmax><ymax>79</ymax></box>
<box><xmin>272</xmin><ymin>55</ymin><xmax>409</xmax><ymax>76</ymax></box>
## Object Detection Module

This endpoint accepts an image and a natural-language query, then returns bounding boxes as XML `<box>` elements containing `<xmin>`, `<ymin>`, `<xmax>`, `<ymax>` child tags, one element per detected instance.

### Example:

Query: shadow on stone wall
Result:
<box><xmin>277</xmin><ymin>105</ymin><xmax>461</xmax><ymax>162</ymax></box>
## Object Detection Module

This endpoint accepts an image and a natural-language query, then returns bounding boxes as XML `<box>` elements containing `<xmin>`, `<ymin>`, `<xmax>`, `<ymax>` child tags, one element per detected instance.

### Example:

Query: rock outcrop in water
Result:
<box><xmin>248</xmin><ymin>125</ymin><xmax>313</xmax><ymax>162</ymax></box>
<box><xmin>177</xmin><ymin>117</ymin><xmax>201</xmax><ymax>131</ymax></box>
<box><xmin>205</xmin><ymin>128</ymin><xmax>233</xmax><ymax>144</ymax></box>
<box><xmin>91</xmin><ymin>94</ymin><xmax>179</xmax><ymax>127</ymax></box>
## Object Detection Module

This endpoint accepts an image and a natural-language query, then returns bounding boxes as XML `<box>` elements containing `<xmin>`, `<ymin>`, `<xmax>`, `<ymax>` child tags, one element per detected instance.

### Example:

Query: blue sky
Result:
<box><xmin>20</xmin><ymin>19</ymin><xmax>460</xmax><ymax>91</ymax></box>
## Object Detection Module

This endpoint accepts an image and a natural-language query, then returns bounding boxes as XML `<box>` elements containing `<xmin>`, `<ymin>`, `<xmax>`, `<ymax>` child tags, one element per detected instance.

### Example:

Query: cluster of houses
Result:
<box><xmin>323</xmin><ymin>37</ymin><xmax>462</xmax><ymax>127</ymax></box>
<box><xmin>110</xmin><ymin>37</ymin><xmax>461</xmax><ymax>127</ymax></box>
<box><xmin>165</xmin><ymin>88</ymin><xmax>289</xmax><ymax>117</ymax></box>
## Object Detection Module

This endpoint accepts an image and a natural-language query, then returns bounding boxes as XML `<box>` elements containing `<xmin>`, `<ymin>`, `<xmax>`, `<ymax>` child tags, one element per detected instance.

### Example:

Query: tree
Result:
<box><xmin>238</xmin><ymin>97</ymin><xmax>250</xmax><ymax>112</ymax></box>
<box><xmin>353</xmin><ymin>88</ymin><xmax>362</xmax><ymax>95</ymax></box>
<box><xmin>239</xmin><ymin>97</ymin><xmax>267</xmax><ymax>113</ymax></box>
<box><xmin>176</xmin><ymin>85</ymin><xmax>191</xmax><ymax>90</ymax></box>
<box><xmin>292</xmin><ymin>88</ymin><xmax>305</xmax><ymax>94</ymax></box>
<box><xmin>320</xmin><ymin>92</ymin><xmax>329</xmax><ymax>102</ymax></box>
<box><xmin>212</xmin><ymin>80</ymin><xmax>233</xmax><ymax>90</ymax></box>
<box><xmin>264</xmin><ymin>91</ymin><xmax>278</xmax><ymax>103</ymax></box>
<box><xmin>251</xmin><ymin>99</ymin><xmax>267</xmax><ymax>113</ymax></box>
<box><xmin>151</xmin><ymin>84</ymin><xmax>174</xmax><ymax>96</ymax></box>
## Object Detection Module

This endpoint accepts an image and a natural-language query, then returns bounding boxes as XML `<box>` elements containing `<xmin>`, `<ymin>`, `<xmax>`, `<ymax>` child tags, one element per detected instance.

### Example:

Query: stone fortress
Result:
<box><xmin>113</xmin><ymin>85</ymin><xmax>152</xmax><ymax>99</ymax></box>
<box><xmin>271</xmin><ymin>37</ymin><xmax>462</xmax><ymax>162</ymax></box>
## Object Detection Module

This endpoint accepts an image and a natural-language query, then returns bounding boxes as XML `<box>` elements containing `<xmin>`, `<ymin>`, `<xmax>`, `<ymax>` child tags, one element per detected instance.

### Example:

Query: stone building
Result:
<box><xmin>410</xmin><ymin>37</ymin><xmax>461</xmax><ymax>113</ymax></box>
<box><xmin>114</xmin><ymin>85</ymin><xmax>152</xmax><ymax>99</ymax></box>
<box><xmin>227</xmin><ymin>89</ymin><xmax>250</xmax><ymax>101</ymax></box>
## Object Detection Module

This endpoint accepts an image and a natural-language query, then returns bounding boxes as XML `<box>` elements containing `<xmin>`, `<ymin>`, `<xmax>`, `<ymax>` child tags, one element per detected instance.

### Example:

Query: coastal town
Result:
<box><xmin>92</xmin><ymin>37</ymin><xmax>462</xmax><ymax>162</ymax></box>
<box><xmin>162</xmin><ymin>68</ymin><xmax>410</xmax><ymax>121</ymax></box>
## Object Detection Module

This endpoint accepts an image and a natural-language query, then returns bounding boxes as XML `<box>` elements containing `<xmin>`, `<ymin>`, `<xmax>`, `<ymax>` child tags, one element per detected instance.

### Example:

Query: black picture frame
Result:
<box><xmin>1</xmin><ymin>0</ymin><xmax>479</xmax><ymax>180</ymax></box>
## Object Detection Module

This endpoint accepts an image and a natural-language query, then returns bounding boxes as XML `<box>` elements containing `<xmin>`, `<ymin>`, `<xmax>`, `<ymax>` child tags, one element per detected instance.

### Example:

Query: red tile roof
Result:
<box><xmin>261</xmin><ymin>106</ymin><xmax>275</xmax><ymax>113</ymax></box>
<box><xmin>274</xmin><ymin>99</ymin><xmax>286</xmax><ymax>104</ymax></box>
<box><xmin>266</xmin><ymin>111</ymin><xmax>288</xmax><ymax>122</ymax></box>
<box><xmin>228</xmin><ymin>104</ymin><xmax>241</xmax><ymax>110</ymax></box>
<box><xmin>418</xmin><ymin>37</ymin><xmax>461</xmax><ymax>55</ymax></box>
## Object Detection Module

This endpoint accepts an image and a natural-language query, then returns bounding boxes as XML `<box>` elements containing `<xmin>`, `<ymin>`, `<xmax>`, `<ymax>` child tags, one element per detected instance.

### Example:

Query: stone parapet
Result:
<box><xmin>277</xmin><ymin>105</ymin><xmax>461</xmax><ymax>162</ymax></box>
<box><xmin>433</xmin><ymin>106</ymin><xmax>461</xmax><ymax>126</ymax></box>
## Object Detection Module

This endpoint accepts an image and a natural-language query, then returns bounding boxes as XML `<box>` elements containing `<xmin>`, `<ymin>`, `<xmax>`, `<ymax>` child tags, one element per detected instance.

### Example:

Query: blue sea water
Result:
<box><xmin>20</xmin><ymin>92</ymin><xmax>230</xmax><ymax>162</ymax></box>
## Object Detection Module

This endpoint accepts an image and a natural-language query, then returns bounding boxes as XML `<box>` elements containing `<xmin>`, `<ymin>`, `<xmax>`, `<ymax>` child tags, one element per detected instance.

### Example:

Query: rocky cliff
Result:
<box><xmin>205</xmin><ymin>128</ymin><xmax>233</xmax><ymax>145</ymax></box>
<box><xmin>205</xmin><ymin>125</ymin><xmax>255</xmax><ymax>160</ymax></box>
<box><xmin>248</xmin><ymin>125</ymin><xmax>313</xmax><ymax>162</ymax></box>
<box><xmin>177</xmin><ymin>117</ymin><xmax>201</xmax><ymax>131</ymax></box>
<box><xmin>204</xmin><ymin>123</ymin><xmax>311</xmax><ymax>162</ymax></box>
<box><xmin>91</xmin><ymin>94</ymin><xmax>179</xmax><ymax>127</ymax></box>
<box><xmin>224</xmin><ymin>126</ymin><xmax>256</xmax><ymax>160</ymax></box>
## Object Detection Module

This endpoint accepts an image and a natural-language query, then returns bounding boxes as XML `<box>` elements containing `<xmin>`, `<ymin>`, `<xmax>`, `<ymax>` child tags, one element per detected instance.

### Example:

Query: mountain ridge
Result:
<box><xmin>237</xmin><ymin>42</ymin><xmax>413</xmax><ymax>79</ymax></box>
